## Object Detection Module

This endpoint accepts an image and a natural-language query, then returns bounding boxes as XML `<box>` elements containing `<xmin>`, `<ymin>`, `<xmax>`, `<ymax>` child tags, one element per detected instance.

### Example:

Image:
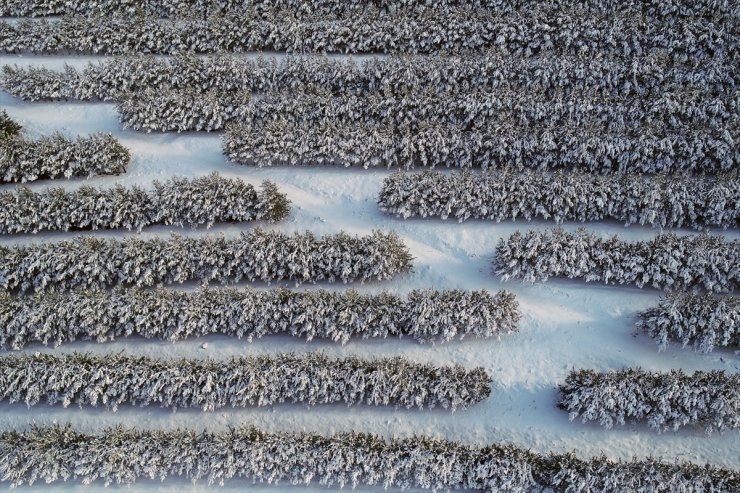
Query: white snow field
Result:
<box><xmin>0</xmin><ymin>47</ymin><xmax>738</xmax><ymax>492</ymax></box>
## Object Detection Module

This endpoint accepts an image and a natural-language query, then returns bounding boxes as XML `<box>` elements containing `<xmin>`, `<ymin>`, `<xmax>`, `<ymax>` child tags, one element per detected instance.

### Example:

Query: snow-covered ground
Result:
<box><xmin>0</xmin><ymin>54</ymin><xmax>738</xmax><ymax>491</ymax></box>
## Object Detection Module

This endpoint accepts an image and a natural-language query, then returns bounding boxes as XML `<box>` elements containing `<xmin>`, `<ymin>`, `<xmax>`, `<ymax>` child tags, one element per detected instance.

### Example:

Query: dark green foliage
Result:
<box><xmin>0</xmin><ymin>111</ymin><xmax>21</xmax><ymax>140</ymax></box>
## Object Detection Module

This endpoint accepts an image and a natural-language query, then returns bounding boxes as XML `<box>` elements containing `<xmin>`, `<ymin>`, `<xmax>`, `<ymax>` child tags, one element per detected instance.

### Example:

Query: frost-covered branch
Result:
<box><xmin>0</xmin><ymin>352</ymin><xmax>491</xmax><ymax>411</ymax></box>
<box><xmin>0</xmin><ymin>8</ymin><xmax>730</xmax><ymax>57</ymax></box>
<box><xmin>3</xmin><ymin>53</ymin><xmax>735</xmax><ymax>102</ymax></box>
<box><xmin>0</xmin><ymin>230</ymin><xmax>413</xmax><ymax>293</ymax></box>
<box><xmin>116</xmin><ymin>88</ymin><xmax>737</xmax><ymax>134</ymax></box>
<box><xmin>636</xmin><ymin>293</ymin><xmax>739</xmax><ymax>352</ymax></box>
<box><xmin>0</xmin><ymin>287</ymin><xmax>519</xmax><ymax>349</ymax></box>
<box><xmin>494</xmin><ymin>228</ymin><xmax>739</xmax><ymax>292</ymax></box>
<box><xmin>0</xmin><ymin>131</ymin><xmax>129</xmax><ymax>183</ymax></box>
<box><xmin>559</xmin><ymin>368</ymin><xmax>740</xmax><ymax>433</ymax></box>
<box><xmin>224</xmin><ymin>120</ymin><xmax>735</xmax><ymax>174</ymax></box>
<box><xmin>379</xmin><ymin>170</ymin><xmax>740</xmax><ymax>230</ymax></box>
<box><xmin>0</xmin><ymin>173</ymin><xmax>289</xmax><ymax>234</ymax></box>
<box><xmin>0</xmin><ymin>424</ymin><xmax>736</xmax><ymax>491</ymax></box>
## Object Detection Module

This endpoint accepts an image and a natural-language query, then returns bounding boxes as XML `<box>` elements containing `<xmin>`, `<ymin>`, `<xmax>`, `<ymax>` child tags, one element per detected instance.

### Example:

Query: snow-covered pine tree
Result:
<box><xmin>378</xmin><ymin>170</ymin><xmax>739</xmax><ymax>229</ymax></box>
<box><xmin>224</xmin><ymin>120</ymin><xmax>735</xmax><ymax>174</ymax></box>
<box><xmin>115</xmin><ymin>87</ymin><xmax>736</xmax><ymax>135</ymax></box>
<box><xmin>4</xmin><ymin>53</ymin><xmax>734</xmax><ymax>101</ymax></box>
<box><xmin>0</xmin><ymin>352</ymin><xmax>491</xmax><ymax>411</ymax></box>
<box><xmin>0</xmin><ymin>129</ymin><xmax>129</xmax><ymax>183</ymax></box>
<box><xmin>636</xmin><ymin>293</ymin><xmax>739</xmax><ymax>352</ymax></box>
<box><xmin>117</xmin><ymin>88</ymin><xmax>250</xmax><ymax>132</ymax></box>
<box><xmin>0</xmin><ymin>7</ymin><xmax>729</xmax><ymax>58</ymax></box>
<box><xmin>559</xmin><ymin>368</ymin><xmax>739</xmax><ymax>433</ymax></box>
<box><xmin>0</xmin><ymin>111</ymin><xmax>22</xmax><ymax>139</ymax></box>
<box><xmin>494</xmin><ymin>228</ymin><xmax>739</xmax><ymax>292</ymax></box>
<box><xmin>0</xmin><ymin>423</ymin><xmax>735</xmax><ymax>491</ymax></box>
<box><xmin>2</xmin><ymin>0</ymin><xmax>732</xmax><ymax>19</ymax></box>
<box><xmin>0</xmin><ymin>287</ymin><xmax>519</xmax><ymax>349</ymax></box>
<box><xmin>0</xmin><ymin>230</ymin><xmax>413</xmax><ymax>293</ymax></box>
<box><xmin>0</xmin><ymin>173</ymin><xmax>289</xmax><ymax>233</ymax></box>
<box><xmin>541</xmin><ymin>452</ymin><xmax>738</xmax><ymax>492</ymax></box>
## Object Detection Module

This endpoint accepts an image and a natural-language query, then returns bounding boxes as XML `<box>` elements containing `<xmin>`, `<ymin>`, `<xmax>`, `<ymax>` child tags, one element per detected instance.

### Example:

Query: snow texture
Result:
<box><xmin>559</xmin><ymin>368</ymin><xmax>740</xmax><ymax>433</ymax></box>
<box><xmin>637</xmin><ymin>293</ymin><xmax>739</xmax><ymax>353</ymax></box>
<box><xmin>379</xmin><ymin>170</ymin><xmax>740</xmax><ymax>230</ymax></box>
<box><xmin>0</xmin><ymin>423</ymin><xmax>736</xmax><ymax>492</ymax></box>
<box><xmin>3</xmin><ymin>53</ymin><xmax>736</xmax><ymax>101</ymax></box>
<box><xmin>0</xmin><ymin>230</ymin><xmax>413</xmax><ymax>293</ymax></box>
<box><xmin>495</xmin><ymin>228</ymin><xmax>739</xmax><ymax>292</ymax></box>
<box><xmin>0</xmin><ymin>352</ymin><xmax>491</xmax><ymax>412</ymax></box>
<box><xmin>0</xmin><ymin>7</ymin><xmax>732</xmax><ymax>57</ymax></box>
<box><xmin>0</xmin><ymin>287</ymin><xmax>519</xmax><ymax>349</ymax></box>
<box><xmin>0</xmin><ymin>173</ymin><xmax>289</xmax><ymax>234</ymax></box>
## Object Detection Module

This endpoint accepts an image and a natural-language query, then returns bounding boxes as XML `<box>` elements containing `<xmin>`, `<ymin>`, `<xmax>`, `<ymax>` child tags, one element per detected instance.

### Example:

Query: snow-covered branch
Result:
<box><xmin>0</xmin><ymin>173</ymin><xmax>289</xmax><ymax>234</ymax></box>
<box><xmin>0</xmin><ymin>423</ymin><xmax>735</xmax><ymax>491</ymax></box>
<box><xmin>224</xmin><ymin>120</ymin><xmax>734</xmax><ymax>174</ymax></box>
<box><xmin>0</xmin><ymin>8</ymin><xmax>730</xmax><ymax>57</ymax></box>
<box><xmin>559</xmin><ymin>368</ymin><xmax>740</xmax><ymax>433</ymax></box>
<box><xmin>4</xmin><ymin>53</ymin><xmax>734</xmax><ymax>102</ymax></box>
<box><xmin>0</xmin><ymin>0</ymin><xmax>201</xmax><ymax>17</ymax></box>
<box><xmin>116</xmin><ymin>88</ymin><xmax>736</xmax><ymax>135</ymax></box>
<box><xmin>0</xmin><ymin>352</ymin><xmax>491</xmax><ymax>411</ymax></box>
<box><xmin>0</xmin><ymin>131</ymin><xmax>129</xmax><ymax>183</ymax></box>
<box><xmin>0</xmin><ymin>230</ymin><xmax>413</xmax><ymax>293</ymax></box>
<box><xmin>379</xmin><ymin>170</ymin><xmax>740</xmax><ymax>229</ymax></box>
<box><xmin>1</xmin><ymin>0</ymin><xmax>733</xmax><ymax>18</ymax></box>
<box><xmin>637</xmin><ymin>293</ymin><xmax>739</xmax><ymax>352</ymax></box>
<box><xmin>494</xmin><ymin>228</ymin><xmax>739</xmax><ymax>292</ymax></box>
<box><xmin>0</xmin><ymin>287</ymin><xmax>519</xmax><ymax>349</ymax></box>
<box><xmin>117</xmin><ymin>89</ymin><xmax>249</xmax><ymax>132</ymax></box>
